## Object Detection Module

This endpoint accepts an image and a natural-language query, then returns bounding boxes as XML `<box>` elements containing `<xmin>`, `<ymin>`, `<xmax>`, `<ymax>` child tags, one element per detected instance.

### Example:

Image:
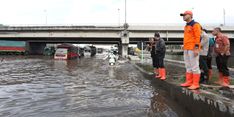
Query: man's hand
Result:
<box><xmin>193</xmin><ymin>44</ymin><xmax>200</xmax><ymax>57</ymax></box>
<box><xmin>201</xmin><ymin>46</ymin><xmax>203</xmax><ymax>49</ymax></box>
<box><xmin>147</xmin><ymin>44</ymin><xmax>151</xmax><ymax>48</ymax></box>
<box><xmin>193</xmin><ymin>49</ymin><xmax>199</xmax><ymax>57</ymax></box>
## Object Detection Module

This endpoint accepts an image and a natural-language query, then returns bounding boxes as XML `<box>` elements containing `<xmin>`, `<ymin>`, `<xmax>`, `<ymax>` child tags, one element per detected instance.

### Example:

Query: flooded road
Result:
<box><xmin>0</xmin><ymin>55</ymin><xmax>189</xmax><ymax>117</ymax></box>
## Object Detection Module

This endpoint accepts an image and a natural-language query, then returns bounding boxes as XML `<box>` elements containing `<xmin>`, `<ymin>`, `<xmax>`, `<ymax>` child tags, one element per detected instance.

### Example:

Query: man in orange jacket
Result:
<box><xmin>180</xmin><ymin>11</ymin><xmax>202</xmax><ymax>90</ymax></box>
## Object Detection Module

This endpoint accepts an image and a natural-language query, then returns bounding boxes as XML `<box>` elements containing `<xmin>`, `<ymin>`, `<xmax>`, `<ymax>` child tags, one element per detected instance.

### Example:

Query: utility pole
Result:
<box><xmin>44</xmin><ymin>9</ymin><xmax>48</xmax><ymax>25</ymax></box>
<box><xmin>124</xmin><ymin>0</ymin><xmax>127</xmax><ymax>24</ymax></box>
<box><xmin>121</xmin><ymin>0</ymin><xmax>129</xmax><ymax>58</ymax></box>
<box><xmin>141</xmin><ymin>41</ymin><xmax>144</xmax><ymax>63</ymax></box>
<box><xmin>223</xmin><ymin>8</ymin><xmax>226</xmax><ymax>26</ymax></box>
<box><xmin>123</xmin><ymin>0</ymin><xmax>129</xmax><ymax>30</ymax></box>
<box><xmin>118</xmin><ymin>8</ymin><xmax>120</xmax><ymax>26</ymax></box>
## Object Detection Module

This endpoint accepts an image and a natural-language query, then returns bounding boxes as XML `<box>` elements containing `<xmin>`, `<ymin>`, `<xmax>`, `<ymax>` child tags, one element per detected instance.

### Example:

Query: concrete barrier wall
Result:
<box><xmin>134</xmin><ymin>64</ymin><xmax>234</xmax><ymax>117</ymax></box>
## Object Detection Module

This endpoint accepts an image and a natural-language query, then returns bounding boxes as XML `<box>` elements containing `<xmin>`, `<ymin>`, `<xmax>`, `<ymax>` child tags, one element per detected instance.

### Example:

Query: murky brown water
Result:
<box><xmin>0</xmin><ymin>55</ymin><xmax>189</xmax><ymax>117</ymax></box>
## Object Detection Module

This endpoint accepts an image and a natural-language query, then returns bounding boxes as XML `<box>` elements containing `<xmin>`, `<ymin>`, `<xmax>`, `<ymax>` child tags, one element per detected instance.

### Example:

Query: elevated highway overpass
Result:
<box><xmin>0</xmin><ymin>25</ymin><xmax>233</xmax><ymax>56</ymax></box>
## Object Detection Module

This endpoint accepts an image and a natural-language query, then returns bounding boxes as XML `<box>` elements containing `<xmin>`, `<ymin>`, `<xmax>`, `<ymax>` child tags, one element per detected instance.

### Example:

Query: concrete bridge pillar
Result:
<box><xmin>117</xmin><ymin>43</ymin><xmax>121</xmax><ymax>55</ymax></box>
<box><xmin>121</xmin><ymin>44</ymin><xmax>128</xmax><ymax>58</ymax></box>
<box><xmin>28</xmin><ymin>42</ymin><xmax>46</xmax><ymax>55</ymax></box>
<box><xmin>121</xmin><ymin>31</ymin><xmax>129</xmax><ymax>58</ymax></box>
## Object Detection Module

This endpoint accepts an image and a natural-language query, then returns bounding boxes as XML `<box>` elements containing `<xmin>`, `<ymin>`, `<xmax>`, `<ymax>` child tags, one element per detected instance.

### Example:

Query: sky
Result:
<box><xmin>0</xmin><ymin>0</ymin><xmax>234</xmax><ymax>26</ymax></box>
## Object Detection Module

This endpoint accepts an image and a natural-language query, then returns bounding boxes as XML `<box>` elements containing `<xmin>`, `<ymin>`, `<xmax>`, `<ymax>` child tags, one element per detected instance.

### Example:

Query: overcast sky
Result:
<box><xmin>0</xmin><ymin>0</ymin><xmax>233</xmax><ymax>26</ymax></box>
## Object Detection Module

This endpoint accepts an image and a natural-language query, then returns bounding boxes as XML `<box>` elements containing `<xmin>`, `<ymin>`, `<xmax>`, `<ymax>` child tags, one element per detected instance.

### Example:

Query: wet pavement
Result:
<box><xmin>0</xmin><ymin>55</ymin><xmax>189</xmax><ymax>117</ymax></box>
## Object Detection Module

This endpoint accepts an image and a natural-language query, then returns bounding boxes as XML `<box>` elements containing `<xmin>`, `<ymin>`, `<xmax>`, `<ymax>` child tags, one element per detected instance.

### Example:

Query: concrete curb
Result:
<box><xmin>133</xmin><ymin>63</ymin><xmax>234</xmax><ymax>117</ymax></box>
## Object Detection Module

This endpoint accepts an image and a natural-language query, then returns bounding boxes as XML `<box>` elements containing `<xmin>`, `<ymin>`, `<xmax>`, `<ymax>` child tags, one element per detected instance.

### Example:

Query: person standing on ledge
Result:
<box><xmin>207</xmin><ymin>35</ymin><xmax>216</xmax><ymax>81</ymax></box>
<box><xmin>147</xmin><ymin>38</ymin><xmax>160</xmax><ymax>78</ymax></box>
<box><xmin>154</xmin><ymin>32</ymin><xmax>166</xmax><ymax>80</ymax></box>
<box><xmin>199</xmin><ymin>28</ymin><xmax>209</xmax><ymax>84</ymax></box>
<box><xmin>180</xmin><ymin>10</ymin><xmax>202</xmax><ymax>90</ymax></box>
<box><xmin>212</xmin><ymin>27</ymin><xmax>231</xmax><ymax>87</ymax></box>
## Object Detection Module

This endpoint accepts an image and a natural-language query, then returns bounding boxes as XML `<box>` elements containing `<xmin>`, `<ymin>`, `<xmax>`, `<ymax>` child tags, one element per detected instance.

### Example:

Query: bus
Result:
<box><xmin>54</xmin><ymin>43</ymin><xmax>78</xmax><ymax>60</ymax></box>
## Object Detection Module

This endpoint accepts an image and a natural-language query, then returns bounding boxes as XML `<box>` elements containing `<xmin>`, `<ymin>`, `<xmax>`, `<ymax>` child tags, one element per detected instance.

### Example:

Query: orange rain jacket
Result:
<box><xmin>183</xmin><ymin>20</ymin><xmax>202</xmax><ymax>50</ymax></box>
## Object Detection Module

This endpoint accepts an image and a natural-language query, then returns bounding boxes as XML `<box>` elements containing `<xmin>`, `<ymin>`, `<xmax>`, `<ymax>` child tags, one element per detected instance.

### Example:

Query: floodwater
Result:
<box><xmin>0</xmin><ymin>54</ymin><xmax>189</xmax><ymax>117</ymax></box>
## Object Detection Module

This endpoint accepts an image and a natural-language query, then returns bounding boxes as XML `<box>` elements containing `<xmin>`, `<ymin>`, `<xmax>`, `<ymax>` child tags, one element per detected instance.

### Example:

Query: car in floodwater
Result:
<box><xmin>90</xmin><ymin>46</ymin><xmax>96</xmax><ymax>56</ymax></box>
<box><xmin>78</xmin><ymin>47</ymin><xmax>84</xmax><ymax>57</ymax></box>
<box><xmin>128</xmin><ymin>47</ymin><xmax>135</xmax><ymax>55</ymax></box>
<box><xmin>54</xmin><ymin>43</ymin><xmax>78</xmax><ymax>60</ymax></box>
<box><xmin>83</xmin><ymin>46</ymin><xmax>96</xmax><ymax>57</ymax></box>
<box><xmin>43</xmin><ymin>46</ymin><xmax>55</xmax><ymax>56</ymax></box>
<box><xmin>97</xmin><ymin>48</ymin><xmax>103</xmax><ymax>53</ymax></box>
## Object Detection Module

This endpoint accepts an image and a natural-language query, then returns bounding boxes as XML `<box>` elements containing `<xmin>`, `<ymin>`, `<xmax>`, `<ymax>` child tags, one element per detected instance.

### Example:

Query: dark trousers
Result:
<box><xmin>216</xmin><ymin>55</ymin><xmax>230</xmax><ymax>76</ymax></box>
<box><xmin>152</xmin><ymin>54</ymin><xmax>165</xmax><ymax>68</ymax></box>
<box><xmin>206</xmin><ymin>56</ymin><xmax>212</xmax><ymax>69</ymax></box>
<box><xmin>152</xmin><ymin>55</ymin><xmax>159</xmax><ymax>68</ymax></box>
<box><xmin>199</xmin><ymin>56</ymin><xmax>209</xmax><ymax>83</ymax></box>
<box><xmin>158</xmin><ymin>56</ymin><xmax>165</xmax><ymax>68</ymax></box>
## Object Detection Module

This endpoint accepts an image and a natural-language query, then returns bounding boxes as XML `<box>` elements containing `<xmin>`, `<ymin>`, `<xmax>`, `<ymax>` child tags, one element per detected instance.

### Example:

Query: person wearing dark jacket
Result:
<box><xmin>154</xmin><ymin>32</ymin><xmax>166</xmax><ymax>80</ymax></box>
<box><xmin>147</xmin><ymin>38</ymin><xmax>159</xmax><ymax>78</ymax></box>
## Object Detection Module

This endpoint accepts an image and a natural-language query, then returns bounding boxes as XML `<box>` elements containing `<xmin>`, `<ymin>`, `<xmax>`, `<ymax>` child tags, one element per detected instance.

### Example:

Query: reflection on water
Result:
<box><xmin>0</xmin><ymin>55</ymin><xmax>188</xmax><ymax>117</ymax></box>
<box><xmin>147</xmin><ymin>91</ymin><xmax>178</xmax><ymax>117</ymax></box>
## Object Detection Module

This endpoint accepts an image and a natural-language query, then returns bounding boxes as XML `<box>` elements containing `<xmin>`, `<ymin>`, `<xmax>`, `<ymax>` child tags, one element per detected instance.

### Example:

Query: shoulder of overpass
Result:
<box><xmin>0</xmin><ymin>26</ymin><xmax>124</xmax><ymax>31</ymax></box>
<box><xmin>0</xmin><ymin>25</ymin><xmax>234</xmax><ymax>32</ymax></box>
<box><xmin>128</xmin><ymin>25</ymin><xmax>234</xmax><ymax>32</ymax></box>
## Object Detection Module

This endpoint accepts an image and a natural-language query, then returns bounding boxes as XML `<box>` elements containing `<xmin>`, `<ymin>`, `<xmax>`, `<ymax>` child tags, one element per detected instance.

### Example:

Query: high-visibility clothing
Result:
<box><xmin>183</xmin><ymin>20</ymin><xmax>202</xmax><ymax>50</ymax></box>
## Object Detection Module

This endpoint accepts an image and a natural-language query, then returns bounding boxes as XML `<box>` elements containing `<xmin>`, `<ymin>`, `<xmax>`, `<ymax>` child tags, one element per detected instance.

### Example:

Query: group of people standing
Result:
<box><xmin>180</xmin><ymin>10</ymin><xmax>231</xmax><ymax>89</ymax></box>
<box><xmin>147</xmin><ymin>32</ymin><xmax>166</xmax><ymax>80</ymax></box>
<box><xmin>148</xmin><ymin>10</ymin><xmax>231</xmax><ymax>90</ymax></box>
